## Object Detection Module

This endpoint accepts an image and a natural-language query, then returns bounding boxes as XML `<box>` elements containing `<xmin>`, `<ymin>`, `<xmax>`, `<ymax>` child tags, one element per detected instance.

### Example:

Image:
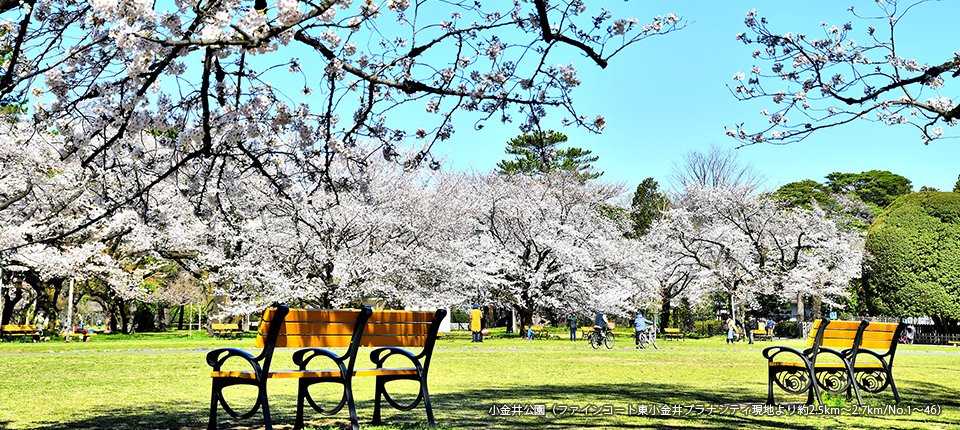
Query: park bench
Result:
<box><xmin>57</xmin><ymin>328</ymin><xmax>96</xmax><ymax>342</ymax></box>
<box><xmin>207</xmin><ymin>305</ymin><xmax>446</xmax><ymax>430</ymax></box>
<box><xmin>753</xmin><ymin>329</ymin><xmax>772</xmax><ymax>341</ymax></box>
<box><xmin>211</xmin><ymin>323</ymin><xmax>243</xmax><ymax>340</ymax></box>
<box><xmin>762</xmin><ymin>319</ymin><xmax>906</xmax><ymax>406</ymax></box>
<box><xmin>949</xmin><ymin>341</ymin><xmax>960</xmax><ymax>347</ymax></box>
<box><xmin>1</xmin><ymin>325</ymin><xmax>41</xmax><ymax>342</ymax></box>
<box><xmin>580</xmin><ymin>326</ymin><xmax>594</xmax><ymax>340</ymax></box>
<box><xmin>524</xmin><ymin>325</ymin><xmax>549</xmax><ymax>340</ymax></box>
<box><xmin>662</xmin><ymin>328</ymin><xmax>684</xmax><ymax>340</ymax></box>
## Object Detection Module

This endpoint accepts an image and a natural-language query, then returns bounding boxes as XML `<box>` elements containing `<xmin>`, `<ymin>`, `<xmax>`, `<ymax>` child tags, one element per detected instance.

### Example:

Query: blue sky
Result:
<box><xmin>432</xmin><ymin>0</ymin><xmax>960</xmax><ymax>194</ymax></box>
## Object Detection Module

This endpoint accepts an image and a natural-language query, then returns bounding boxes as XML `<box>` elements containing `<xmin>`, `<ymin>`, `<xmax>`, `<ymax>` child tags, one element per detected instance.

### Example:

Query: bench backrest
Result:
<box><xmin>803</xmin><ymin>319</ymin><xmax>905</xmax><ymax>364</ymax></box>
<box><xmin>805</xmin><ymin>320</ymin><xmax>864</xmax><ymax>349</ymax></box>
<box><xmin>848</xmin><ymin>321</ymin><xmax>906</xmax><ymax>366</ymax></box>
<box><xmin>664</xmin><ymin>328</ymin><xmax>680</xmax><ymax>333</ymax></box>
<box><xmin>256</xmin><ymin>307</ymin><xmax>446</xmax><ymax>374</ymax></box>
<box><xmin>1</xmin><ymin>325</ymin><xmax>21</xmax><ymax>332</ymax></box>
<box><xmin>258</xmin><ymin>308</ymin><xmax>441</xmax><ymax>348</ymax></box>
<box><xmin>212</xmin><ymin>323</ymin><xmax>239</xmax><ymax>330</ymax></box>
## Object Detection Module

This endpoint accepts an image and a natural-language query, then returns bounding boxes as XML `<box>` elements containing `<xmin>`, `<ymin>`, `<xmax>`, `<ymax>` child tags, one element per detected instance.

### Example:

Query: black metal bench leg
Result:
<box><xmin>372</xmin><ymin>377</ymin><xmax>384</xmax><ymax>426</ymax></box>
<box><xmin>260</xmin><ymin>385</ymin><xmax>273</xmax><ymax>430</ymax></box>
<box><xmin>421</xmin><ymin>379</ymin><xmax>436</xmax><ymax>427</ymax></box>
<box><xmin>807</xmin><ymin>368</ymin><xmax>823</xmax><ymax>406</ymax></box>
<box><xmin>888</xmin><ymin>369</ymin><xmax>901</xmax><ymax>403</ymax></box>
<box><xmin>208</xmin><ymin>382</ymin><xmax>220</xmax><ymax>430</ymax></box>
<box><xmin>845</xmin><ymin>364</ymin><xmax>863</xmax><ymax>406</ymax></box>
<box><xmin>345</xmin><ymin>380</ymin><xmax>360</xmax><ymax>430</ymax></box>
<box><xmin>294</xmin><ymin>381</ymin><xmax>307</xmax><ymax>430</ymax></box>
<box><xmin>766</xmin><ymin>367</ymin><xmax>775</xmax><ymax>405</ymax></box>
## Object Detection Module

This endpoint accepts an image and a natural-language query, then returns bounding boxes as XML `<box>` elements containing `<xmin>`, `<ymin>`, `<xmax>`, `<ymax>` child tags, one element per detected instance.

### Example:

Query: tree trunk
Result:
<box><xmin>1</xmin><ymin>287</ymin><xmax>23</xmax><ymax>325</ymax></box>
<box><xmin>796</xmin><ymin>292</ymin><xmax>805</xmax><ymax>322</ymax></box>
<box><xmin>659</xmin><ymin>299</ymin><xmax>672</xmax><ymax>332</ymax></box>
<box><xmin>177</xmin><ymin>305</ymin><xmax>185</xmax><ymax>330</ymax></box>
<box><xmin>516</xmin><ymin>304</ymin><xmax>533</xmax><ymax>334</ymax></box>
<box><xmin>812</xmin><ymin>296</ymin><xmax>822</xmax><ymax>321</ymax></box>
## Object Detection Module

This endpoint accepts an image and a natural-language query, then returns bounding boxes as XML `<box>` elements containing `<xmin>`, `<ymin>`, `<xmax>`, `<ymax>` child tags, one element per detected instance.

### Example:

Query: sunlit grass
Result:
<box><xmin>1</xmin><ymin>329</ymin><xmax>958</xmax><ymax>429</ymax></box>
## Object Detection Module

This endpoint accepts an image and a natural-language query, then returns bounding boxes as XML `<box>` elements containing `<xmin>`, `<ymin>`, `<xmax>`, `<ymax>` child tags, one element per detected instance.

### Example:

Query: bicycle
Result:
<box><xmin>634</xmin><ymin>326</ymin><xmax>658</xmax><ymax>350</ymax></box>
<box><xmin>589</xmin><ymin>325</ymin><xmax>615</xmax><ymax>349</ymax></box>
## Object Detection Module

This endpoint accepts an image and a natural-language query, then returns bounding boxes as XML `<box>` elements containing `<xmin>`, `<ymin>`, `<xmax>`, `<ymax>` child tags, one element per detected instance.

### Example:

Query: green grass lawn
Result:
<box><xmin>1</xmin><ymin>329</ymin><xmax>958</xmax><ymax>429</ymax></box>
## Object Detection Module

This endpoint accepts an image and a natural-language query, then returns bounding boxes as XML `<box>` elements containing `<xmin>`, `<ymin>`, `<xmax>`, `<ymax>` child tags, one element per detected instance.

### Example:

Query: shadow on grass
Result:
<box><xmin>24</xmin><ymin>380</ymin><xmax>960</xmax><ymax>430</ymax></box>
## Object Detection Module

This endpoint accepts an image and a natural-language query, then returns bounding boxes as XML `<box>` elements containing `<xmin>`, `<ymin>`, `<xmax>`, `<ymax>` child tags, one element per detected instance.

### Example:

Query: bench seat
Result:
<box><xmin>211</xmin><ymin>367</ymin><xmax>420</xmax><ymax>379</ymax></box>
<box><xmin>768</xmin><ymin>361</ymin><xmax>884</xmax><ymax>370</ymax></box>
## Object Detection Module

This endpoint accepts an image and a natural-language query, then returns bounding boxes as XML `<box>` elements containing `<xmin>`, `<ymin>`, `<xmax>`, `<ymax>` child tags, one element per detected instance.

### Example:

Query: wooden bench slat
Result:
<box><xmin>274</xmin><ymin>309</ymin><xmax>435</xmax><ymax>324</ymax></box>
<box><xmin>212</xmin><ymin>367</ymin><xmax>420</xmax><ymax>380</ymax></box>
<box><xmin>270</xmin><ymin>322</ymin><xmax>429</xmax><ymax>336</ymax></box>
<box><xmin>268</xmin><ymin>334</ymin><xmax>430</xmax><ymax>349</ymax></box>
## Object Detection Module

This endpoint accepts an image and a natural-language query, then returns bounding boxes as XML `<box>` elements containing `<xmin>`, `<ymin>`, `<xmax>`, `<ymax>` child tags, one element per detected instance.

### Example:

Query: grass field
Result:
<box><xmin>1</xmin><ymin>329</ymin><xmax>958</xmax><ymax>429</ymax></box>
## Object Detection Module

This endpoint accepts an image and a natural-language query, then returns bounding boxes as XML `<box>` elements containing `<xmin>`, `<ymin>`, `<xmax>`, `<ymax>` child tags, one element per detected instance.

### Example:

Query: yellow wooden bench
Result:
<box><xmin>523</xmin><ymin>325</ymin><xmax>549</xmax><ymax>340</ymax></box>
<box><xmin>211</xmin><ymin>323</ymin><xmax>243</xmax><ymax>340</ymax></box>
<box><xmin>1</xmin><ymin>325</ymin><xmax>41</xmax><ymax>342</ymax></box>
<box><xmin>662</xmin><ymin>327</ymin><xmax>684</xmax><ymax>340</ymax></box>
<box><xmin>763</xmin><ymin>319</ymin><xmax>905</xmax><ymax>406</ymax></box>
<box><xmin>580</xmin><ymin>326</ymin><xmax>594</xmax><ymax>340</ymax></box>
<box><xmin>948</xmin><ymin>340</ymin><xmax>960</xmax><ymax>347</ymax></box>
<box><xmin>207</xmin><ymin>306</ymin><xmax>446</xmax><ymax>430</ymax></box>
<box><xmin>753</xmin><ymin>329</ymin><xmax>772</xmax><ymax>341</ymax></box>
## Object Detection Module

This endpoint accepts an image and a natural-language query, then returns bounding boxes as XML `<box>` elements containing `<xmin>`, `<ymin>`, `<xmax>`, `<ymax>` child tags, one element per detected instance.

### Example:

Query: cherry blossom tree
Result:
<box><xmin>728</xmin><ymin>1</ymin><xmax>959</xmax><ymax>145</ymax></box>
<box><xmin>649</xmin><ymin>185</ymin><xmax>863</xmax><ymax>324</ymax></box>
<box><xmin>460</xmin><ymin>172</ymin><xmax>649</xmax><ymax>329</ymax></box>
<box><xmin>0</xmin><ymin>0</ymin><xmax>683</xmax><ymax>247</ymax></box>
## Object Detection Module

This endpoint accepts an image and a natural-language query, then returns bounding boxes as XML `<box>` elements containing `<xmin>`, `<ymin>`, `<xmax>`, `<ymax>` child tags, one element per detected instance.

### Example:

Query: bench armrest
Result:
<box><xmin>762</xmin><ymin>345</ymin><xmax>811</xmax><ymax>363</ymax></box>
<box><xmin>206</xmin><ymin>347</ymin><xmax>263</xmax><ymax>377</ymax></box>
<box><xmin>370</xmin><ymin>347</ymin><xmax>424</xmax><ymax>372</ymax></box>
<box><xmin>809</xmin><ymin>346</ymin><xmax>849</xmax><ymax>364</ymax></box>
<box><xmin>292</xmin><ymin>347</ymin><xmax>347</xmax><ymax>369</ymax></box>
<box><xmin>842</xmin><ymin>347</ymin><xmax>887</xmax><ymax>363</ymax></box>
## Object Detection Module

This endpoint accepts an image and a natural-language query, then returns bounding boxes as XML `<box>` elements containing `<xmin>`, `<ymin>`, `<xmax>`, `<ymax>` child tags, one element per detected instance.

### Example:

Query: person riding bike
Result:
<box><xmin>594</xmin><ymin>308</ymin><xmax>611</xmax><ymax>334</ymax></box>
<box><xmin>590</xmin><ymin>308</ymin><xmax>615</xmax><ymax>349</ymax></box>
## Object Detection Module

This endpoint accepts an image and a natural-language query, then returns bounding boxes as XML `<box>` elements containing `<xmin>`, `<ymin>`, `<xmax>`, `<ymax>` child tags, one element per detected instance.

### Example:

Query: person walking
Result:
<box><xmin>726</xmin><ymin>317</ymin><xmax>737</xmax><ymax>344</ymax></box>
<box><xmin>470</xmin><ymin>305</ymin><xmax>483</xmax><ymax>343</ymax></box>
<box><xmin>567</xmin><ymin>313</ymin><xmax>578</xmax><ymax>341</ymax></box>
<box><xmin>765</xmin><ymin>317</ymin><xmax>775</xmax><ymax>339</ymax></box>
<box><xmin>747</xmin><ymin>315</ymin><xmax>756</xmax><ymax>344</ymax></box>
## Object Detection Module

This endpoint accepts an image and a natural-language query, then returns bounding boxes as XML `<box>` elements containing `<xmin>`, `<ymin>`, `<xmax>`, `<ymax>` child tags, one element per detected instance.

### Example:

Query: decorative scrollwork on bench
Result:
<box><xmin>815</xmin><ymin>368</ymin><xmax>852</xmax><ymax>393</ymax></box>
<box><xmin>772</xmin><ymin>368</ymin><xmax>812</xmax><ymax>395</ymax></box>
<box><xmin>854</xmin><ymin>369</ymin><xmax>890</xmax><ymax>393</ymax></box>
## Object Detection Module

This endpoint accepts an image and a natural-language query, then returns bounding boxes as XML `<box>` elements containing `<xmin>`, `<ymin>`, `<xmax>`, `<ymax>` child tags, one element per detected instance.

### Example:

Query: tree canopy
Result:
<box><xmin>864</xmin><ymin>192</ymin><xmax>960</xmax><ymax>328</ymax></box>
<box><xmin>495</xmin><ymin>130</ymin><xmax>601</xmax><ymax>180</ymax></box>
<box><xmin>825</xmin><ymin>170</ymin><xmax>912</xmax><ymax>209</ymax></box>
<box><xmin>627</xmin><ymin>177</ymin><xmax>669</xmax><ymax>238</ymax></box>
<box><xmin>0</xmin><ymin>0</ymin><xmax>683</xmax><ymax>248</ymax></box>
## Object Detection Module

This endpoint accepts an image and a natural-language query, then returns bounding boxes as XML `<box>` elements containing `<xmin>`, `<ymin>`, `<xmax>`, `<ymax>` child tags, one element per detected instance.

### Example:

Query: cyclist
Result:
<box><xmin>634</xmin><ymin>311</ymin><xmax>654</xmax><ymax>349</ymax></box>
<box><xmin>590</xmin><ymin>308</ymin><xmax>615</xmax><ymax>349</ymax></box>
<box><xmin>594</xmin><ymin>308</ymin><xmax>611</xmax><ymax>334</ymax></box>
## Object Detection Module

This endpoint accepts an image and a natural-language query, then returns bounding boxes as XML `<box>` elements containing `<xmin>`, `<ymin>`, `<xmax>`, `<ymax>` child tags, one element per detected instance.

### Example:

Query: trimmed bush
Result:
<box><xmin>864</xmin><ymin>192</ymin><xmax>960</xmax><ymax>319</ymax></box>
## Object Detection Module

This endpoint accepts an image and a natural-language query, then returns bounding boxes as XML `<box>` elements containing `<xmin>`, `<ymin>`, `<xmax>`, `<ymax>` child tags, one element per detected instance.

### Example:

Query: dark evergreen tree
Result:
<box><xmin>495</xmin><ymin>130</ymin><xmax>601</xmax><ymax>180</ymax></box>
<box><xmin>627</xmin><ymin>177</ymin><xmax>669</xmax><ymax>237</ymax></box>
<box><xmin>825</xmin><ymin>170</ymin><xmax>912</xmax><ymax>208</ymax></box>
